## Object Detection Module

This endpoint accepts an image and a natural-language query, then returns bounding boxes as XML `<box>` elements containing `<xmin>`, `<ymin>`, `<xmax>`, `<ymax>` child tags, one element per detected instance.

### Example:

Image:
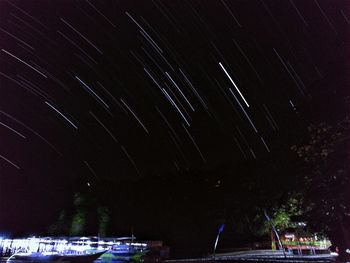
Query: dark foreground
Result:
<box><xmin>0</xmin><ymin>250</ymin><xmax>341</xmax><ymax>263</ymax></box>
<box><xmin>0</xmin><ymin>259</ymin><xmax>341</xmax><ymax>263</ymax></box>
<box><xmin>165</xmin><ymin>250</ymin><xmax>339</xmax><ymax>263</ymax></box>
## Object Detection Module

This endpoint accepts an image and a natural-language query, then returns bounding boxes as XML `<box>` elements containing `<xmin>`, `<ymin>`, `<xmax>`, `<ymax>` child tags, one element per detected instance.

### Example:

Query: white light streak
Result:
<box><xmin>0</xmin><ymin>121</ymin><xmax>26</xmax><ymax>139</ymax></box>
<box><xmin>57</xmin><ymin>31</ymin><xmax>98</xmax><ymax>64</ymax></box>
<box><xmin>229</xmin><ymin>89</ymin><xmax>257</xmax><ymax>133</ymax></box>
<box><xmin>182</xmin><ymin>124</ymin><xmax>206</xmax><ymax>163</ymax></box>
<box><xmin>121</xmin><ymin>145</ymin><xmax>142</xmax><ymax>176</ymax></box>
<box><xmin>288</xmin><ymin>0</ymin><xmax>309</xmax><ymax>26</ymax></box>
<box><xmin>139</xmin><ymin>30</ymin><xmax>163</xmax><ymax>54</ymax></box>
<box><xmin>45</xmin><ymin>101</ymin><xmax>78</xmax><ymax>130</ymax></box>
<box><xmin>162</xmin><ymin>88</ymin><xmax>191</xmax><ymax>127</ymax></box>
<box><xmin>178</xmin><ymin>68</ymin><xmax>208</xmax><ymax>109</ymax></box>
<box><xmin>260</xmin><ymin>136</ymin><xmax>271</xmax><ymax>152</ymax></box>
<box><xmin>273</xmin><ymin>49</ymin><xmax>305</xmax><ymax>96</ymax></box>
<box><xmin>0</xmin><ymin>27</ymin><xmax>35</xmax><ymax>50</ymax></box>
<box><xmin>220</xmin><ymin>0</ymin><xmax>242</xmax><ymax>27</ymax></box>
<box><xmin>263</xmin><ymin>104</ymin><xmax>279</xmax><ymax>131</ymax></box>
<box><xmin>144</xmin><ymin>68</ymin><xmax>163</xmax><ymax>91</ymax></box>
<box><xmin>125</xmin><ymin>12</ymin><xmax>163</xmax><ymax>54</ymax></box>
<box><xmin>85</xmin><ymin>0</ymin><xmax>116</xmax><ymax>27</ymax></box>
<box><xmin>60</xmin><ymin>18</ymin><xmax>103</xmax><ymax>54</ymax></box>
<box><xmin>90</xmin><ymin>111</ymin><xmax>118</xmax><ymax>143</ymax></box>
<box><xmin>1</xmin><ymin>49</ymin><xmax>47</xmax><ymax>78</ymax></box>
<box><xmin>341</xmin><ymin>10</ymin><xmax>350</xmax><ymax>24</ymax></box>
<box><xmin>0</xmin><ymin>110</ymin><xmax>62</xmax><ymax>155</ymax></box>
<box><xmin>120</xmin><ymin>98</ymin><xmax>149</xmax><ymax>134</ymax></box>
<box><xmin>75</xmin><ymin>76</ymin><xmax>109</xmax><ymax>109</ymax></box>
<box><xmin>84</xmin><ymin>160</ymin><xmax>100</xmax><ymax>180</ymax></box>
<box><xmin>165</xmin><ymin>72</ymin><xmax>195</xmax><ymax>112</ymax></box>
<box><xmin>219</xmin><ymin>62</ymin><xmax>249</xmax><ymax>107</ymax></box>
<box><xmin>0</xmin><ymin>154</ymin><xmax>20</xmax><ymax>170</ymax></box>
<box><xmin>289</xmin><ymin>100</ymin><xmax>295</xmax><ymax>107</ymax></box>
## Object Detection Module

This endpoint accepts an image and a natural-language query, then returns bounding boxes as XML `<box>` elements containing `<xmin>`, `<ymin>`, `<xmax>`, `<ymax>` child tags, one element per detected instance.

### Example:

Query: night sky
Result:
<box><xmin>0</xmin><ymin>0</ymin><xmax>349</xmax><ymax>235</ymax></box>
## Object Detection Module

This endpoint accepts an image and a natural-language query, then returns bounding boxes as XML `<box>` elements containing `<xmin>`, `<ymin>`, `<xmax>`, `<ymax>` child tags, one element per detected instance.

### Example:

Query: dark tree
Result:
<box><xmin>291</xmin><ymin>116</ymin><xmax>350</xmax><ymax>259</ymax></box>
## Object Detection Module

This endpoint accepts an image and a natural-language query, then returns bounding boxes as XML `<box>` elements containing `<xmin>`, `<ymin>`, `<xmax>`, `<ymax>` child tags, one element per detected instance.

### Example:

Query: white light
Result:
<box><xmin>219</xmin><ymin>62</ymin><xmax>250</xmax><ymax>107</ymax></box>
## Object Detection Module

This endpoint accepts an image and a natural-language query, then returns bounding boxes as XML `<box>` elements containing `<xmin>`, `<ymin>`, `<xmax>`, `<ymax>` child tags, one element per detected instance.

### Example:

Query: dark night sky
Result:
<box><xmin>0</xmin><ymin>0</ymin><xmax>349</xmax><ymax>235</ymax></box>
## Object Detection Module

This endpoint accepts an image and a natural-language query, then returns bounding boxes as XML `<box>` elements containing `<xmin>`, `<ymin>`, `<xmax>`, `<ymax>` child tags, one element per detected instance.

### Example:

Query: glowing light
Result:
<box><xmin>219</xmin><ymin>62</ymin><xmax>249</xmax><ymax>107</ymax></box>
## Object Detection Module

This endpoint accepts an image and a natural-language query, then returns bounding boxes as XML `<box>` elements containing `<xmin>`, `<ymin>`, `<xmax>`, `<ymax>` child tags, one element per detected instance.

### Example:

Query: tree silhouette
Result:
<box><xmin>291</xmin><ymin>116</ymin><xmax>350</xmax><ymax>259</ymax></box>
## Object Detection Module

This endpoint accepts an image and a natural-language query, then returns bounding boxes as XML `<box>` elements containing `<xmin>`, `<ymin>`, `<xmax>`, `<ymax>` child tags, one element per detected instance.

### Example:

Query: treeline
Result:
<box><xmin>48</xmin><ymin>154</ymin><xmax>299</xmax><ymax>252</ymax></box>
<box><xmin>48</xmin><ymin>114</ymin><xmax>350</xmax><ymax>257</ymax></box>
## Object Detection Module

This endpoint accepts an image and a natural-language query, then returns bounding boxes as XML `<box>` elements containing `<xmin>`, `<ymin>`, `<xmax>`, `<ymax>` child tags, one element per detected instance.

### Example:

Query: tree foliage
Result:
<box><xmin>291</xmin><ymin>116</ymin><xmax>350</xmax><ymax>257</ymax></box>
<box><xmin>265</xmin><ymin>196</ymin><xmax>303</xmax><ymax>233</ymax></box>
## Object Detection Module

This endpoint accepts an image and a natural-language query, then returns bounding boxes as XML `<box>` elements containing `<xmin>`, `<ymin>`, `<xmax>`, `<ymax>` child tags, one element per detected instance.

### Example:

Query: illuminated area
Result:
<box><xmin>0</xmin><ymin>236</ymin><xmax>147</xmax><ymax>257</ymax></box>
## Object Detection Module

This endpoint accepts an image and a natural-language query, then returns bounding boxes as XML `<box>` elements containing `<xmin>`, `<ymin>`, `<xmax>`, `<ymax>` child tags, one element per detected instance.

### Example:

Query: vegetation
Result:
<box><xmin>47</xmin><ymin>113</ymin><xmax>350</xmax><ymax>256</ymax></box>
<box><xmin>291</xmin><ymin>116</ymin><xmax>350</xmax><ymax>258</ymax></box>
<box><xmin>48</xmin><ymin>158</ymin><xmax>301</xmax><ymax>252</ymax></box>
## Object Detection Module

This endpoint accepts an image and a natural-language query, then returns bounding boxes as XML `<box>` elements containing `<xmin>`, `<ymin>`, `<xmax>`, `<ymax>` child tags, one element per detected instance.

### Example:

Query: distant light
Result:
<box><xmin>285</xmin><ymin>234</ymin><xmax>295</xmax><ymax>239</ymax></box>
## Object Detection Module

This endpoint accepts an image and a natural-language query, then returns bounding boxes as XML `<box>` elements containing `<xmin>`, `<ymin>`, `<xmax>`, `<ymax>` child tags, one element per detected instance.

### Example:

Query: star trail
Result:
<box><xmin>0</xmin><ymin>0</ymin><xmax>348</xmax><ymax>235</ymax></box>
